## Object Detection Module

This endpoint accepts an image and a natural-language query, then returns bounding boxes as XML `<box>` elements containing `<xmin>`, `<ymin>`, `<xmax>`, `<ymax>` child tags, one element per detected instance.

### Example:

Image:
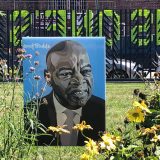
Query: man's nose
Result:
<box><xmin>71</xmin><ymin>71</ymin><xmax>84</xmax><ymax>85</ymax></box>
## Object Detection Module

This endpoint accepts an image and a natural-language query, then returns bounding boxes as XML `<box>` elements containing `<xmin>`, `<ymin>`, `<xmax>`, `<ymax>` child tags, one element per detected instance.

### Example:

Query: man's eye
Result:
<box><xmin>81</xmin><ymin>69</ymin><xmax>92</xmax><ymax>76</ymax></box>
<box><xmin>58</xmin><ymin>71</ymin><xmax>73</xmax><ymax>79</ymax></box>
<box><xmin>60</xmin><ymin>73</ymin><xmax>72</xmax><ymax>76</ymax></box>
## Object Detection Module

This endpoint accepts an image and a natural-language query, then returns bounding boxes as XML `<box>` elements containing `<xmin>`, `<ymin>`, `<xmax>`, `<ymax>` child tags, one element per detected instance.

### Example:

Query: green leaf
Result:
<box><xmin>29</xmin><ymin>119</ymin><xmax>34</xmax><ymax>129</ymax></box>
<box><xmin>155</xmin><ymin>146</ymin><xmax>160</xmax><ymax>156</ymax></box>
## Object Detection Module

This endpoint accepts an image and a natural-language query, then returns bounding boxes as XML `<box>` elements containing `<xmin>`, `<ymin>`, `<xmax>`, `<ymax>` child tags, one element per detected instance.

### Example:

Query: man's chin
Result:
<box><xmin>65</xmin><ymin>90</ymin><xmax>92</xmax><ymax>109</ymax></box>
<box><xmin>67</xmin><ymin>97</ymin><xmax>88</xmax><ymax>110</ymax></box>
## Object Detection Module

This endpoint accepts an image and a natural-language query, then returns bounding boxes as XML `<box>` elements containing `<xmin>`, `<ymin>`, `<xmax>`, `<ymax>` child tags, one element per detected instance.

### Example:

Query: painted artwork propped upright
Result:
<box><xmin>22</xmin><ymin>37</ymin><xmax>106</xmax><ymax>146</ymax></box>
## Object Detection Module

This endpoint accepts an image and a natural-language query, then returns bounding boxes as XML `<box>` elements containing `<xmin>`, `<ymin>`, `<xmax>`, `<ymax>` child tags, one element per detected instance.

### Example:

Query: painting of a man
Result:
<box><xmin>24</xmin><ymin>38</ymin><xmax>105</xmax><ymax>146</ymax></box>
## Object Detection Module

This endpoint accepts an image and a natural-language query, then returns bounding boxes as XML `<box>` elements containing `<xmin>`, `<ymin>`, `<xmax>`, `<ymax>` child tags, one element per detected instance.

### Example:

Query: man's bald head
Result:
<box><xmin>46</xmin><ymin>40</ymin><xmax>89</xmax><ymax>72</ymax></box>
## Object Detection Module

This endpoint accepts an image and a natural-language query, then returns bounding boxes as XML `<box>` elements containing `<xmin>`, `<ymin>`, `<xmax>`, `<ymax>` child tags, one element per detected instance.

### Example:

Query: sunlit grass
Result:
<box><xmin>106</xmin><ymin>83</ymin><xmax>144</xmax><ymax>131</ymax></box>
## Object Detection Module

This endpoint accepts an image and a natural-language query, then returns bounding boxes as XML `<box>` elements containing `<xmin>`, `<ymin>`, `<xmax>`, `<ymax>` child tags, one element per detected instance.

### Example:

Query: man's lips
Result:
<box><xmin>68</xmin><ymin>89</ymin><xmax>88</xmax><ymax>99</ymax></box>
<box><xmin>71</xmin><ymin>89</ymin><xmax>87</xmax><ymax>96</ymax></box>
<box><xmin>73</xmin><ymin>91</ymin><xmax>83</xmax><ymax>96</ymax></box>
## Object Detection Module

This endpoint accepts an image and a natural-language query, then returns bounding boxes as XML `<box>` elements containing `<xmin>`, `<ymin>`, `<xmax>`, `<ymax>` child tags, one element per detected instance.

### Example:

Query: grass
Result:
<box><xmin>106</xmin><ymin>82</ymin><xmax>144</xmax><ymax>131</ymax></box>
<box><xmin>0</xmin><ymin>82</ymin><xmax>145</xmax><ymax>159</ymax></box>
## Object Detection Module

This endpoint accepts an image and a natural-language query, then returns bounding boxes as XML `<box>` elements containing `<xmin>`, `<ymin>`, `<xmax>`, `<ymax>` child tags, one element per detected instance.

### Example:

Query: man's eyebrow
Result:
<box><xmin>81</xmin><ymin>64</ymin><xmax>92</xmax><ymax>69</ymax></box>
<box><xmin>58</xmin><ymin>67</ymin><xmax>72</xmax><ymax>72</ymax></box>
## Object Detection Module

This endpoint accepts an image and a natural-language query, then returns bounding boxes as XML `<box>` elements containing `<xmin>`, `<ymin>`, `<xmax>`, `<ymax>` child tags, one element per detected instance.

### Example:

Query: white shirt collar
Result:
<box><xmin>53</xmin><ymin>94</ymin><xmax>66</xmax><ymax>114</ymax></box>
<box><xmin>53</xmin><ymin>94</ymin><xmax>82</xmax><ymax>125</ymax></box>
<box><xmin>53</xmin><ymin>94</ymin><xmax>82</xmax><ymax>116</ymax></box>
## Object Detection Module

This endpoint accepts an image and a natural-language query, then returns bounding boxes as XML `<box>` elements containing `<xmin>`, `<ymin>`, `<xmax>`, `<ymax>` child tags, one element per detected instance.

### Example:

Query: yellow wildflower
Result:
<box><xmin>133</xmin><ymin>101</ymin><xmax>151</xmax><ymax>113</ymax></box>
<box><xmin>151</xmin><ymin>125</ymin><xmax>158</xmax><ymax>131</ymax></box>
<box><xmin>106</xmin><ymin>139</ymin><xmax>116</xmax><ymax>151</ymax></box>
<box><xmin>140</xmin><ymin>127</ymin><xmax>156</xmax><ymax>136</ymax></box>
<box><xmin>111</xmin><ymin>135</ymin><xmax>121</xmax><ymax>142</ymax></box>
<box><xmin>99</xmin><ymin>141</ymin><xmax>106</xmax><ymax>150</ymax></box>
<box><xmin>151</xmin><ymin>135</ymin><xmax>160</xmax><ymax>143</ymax></box>
<box><xmin>80</xmin><ymin>153</ymin><xmax>90</xmax><ymax>160</ymax></box>
<box><xmin>48</xmin><ymin>125</ymin><xmax>70</xmax><ymax>134</ymax></box>
<box><xmin>73</xmin><ymin>121</ymin><xmax>93</xmax><ymax>132</ymax></box>
<box><xmin>153</xmin><ymin>125</ymin><xmax>160</xmax><ymax>130</ymax></box>
<box><xmin>127</xmin><ymin>107</ymin><xmax>145</xmax><ymax>123</ymax></box>
<box><xmin>101</xmin><ymin>132</ymin><xmax>121</xmax><ymax>143</ymax></box>
<box><xmin>101</xmin><ymin>133</ymin><xmax>116</xmax><ymax>151</ymax></box>
<box><xmin>85</xmin><ymin>138</ymin><xmax>99</xmax><ymax>155</ymax></box>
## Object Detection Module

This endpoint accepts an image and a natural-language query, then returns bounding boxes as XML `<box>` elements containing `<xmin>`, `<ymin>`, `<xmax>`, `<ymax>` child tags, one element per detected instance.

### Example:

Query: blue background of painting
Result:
<box><xmin>22</xmin><ymin>37</ymin><xmax>106</xmax><ymax>103</ymax></box>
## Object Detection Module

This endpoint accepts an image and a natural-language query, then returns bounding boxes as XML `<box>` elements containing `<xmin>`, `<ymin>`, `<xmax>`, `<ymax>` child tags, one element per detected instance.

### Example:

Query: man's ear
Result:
<box><xmin>44</xmin><ymin>69</ymin><xmax>52</xmax><ymax>86</ymax></box>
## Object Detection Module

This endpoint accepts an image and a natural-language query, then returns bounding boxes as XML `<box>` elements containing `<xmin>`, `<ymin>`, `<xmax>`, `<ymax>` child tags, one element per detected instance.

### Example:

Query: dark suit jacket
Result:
<box><xmin>25</xmin><ymin>92</ymin><xmax>105</xmax><ymax>146</ymax></box>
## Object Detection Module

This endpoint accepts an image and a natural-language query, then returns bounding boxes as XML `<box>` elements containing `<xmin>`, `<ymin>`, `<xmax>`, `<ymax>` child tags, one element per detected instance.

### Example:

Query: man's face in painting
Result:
<box><xmin>46</xmin><ymin>40</ymin><xmax>93</xmax><ymax>110</ymax></box>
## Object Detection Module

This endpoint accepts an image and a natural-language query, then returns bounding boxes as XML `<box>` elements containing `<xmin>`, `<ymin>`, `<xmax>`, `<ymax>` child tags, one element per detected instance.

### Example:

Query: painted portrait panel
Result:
<box><xmin>22</xmin><ymin>37</ymin><xmax>106</xmax><ymax>146</ymax></box>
